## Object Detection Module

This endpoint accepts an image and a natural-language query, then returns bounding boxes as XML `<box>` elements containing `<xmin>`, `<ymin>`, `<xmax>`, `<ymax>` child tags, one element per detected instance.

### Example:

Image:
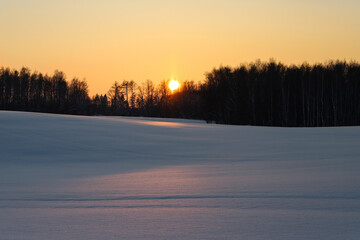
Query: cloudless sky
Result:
<box><xmin>1</xmin><ymin>0</ymin><xmax>359</xmax><ymax>95</ymax></box>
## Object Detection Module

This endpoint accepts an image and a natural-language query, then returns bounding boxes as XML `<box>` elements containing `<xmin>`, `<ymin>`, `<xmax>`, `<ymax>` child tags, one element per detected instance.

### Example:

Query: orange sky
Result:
<box><xmin>1</xmin><ymin>0</ymin><xmax>359</xmax><ymax>96</ymax></box>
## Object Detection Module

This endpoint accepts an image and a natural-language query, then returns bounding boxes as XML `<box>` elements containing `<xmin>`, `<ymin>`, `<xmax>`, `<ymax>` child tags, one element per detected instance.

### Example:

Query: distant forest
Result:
<box><xmin>1</xmin><ymin>60</ymin><xmax>360</xmax><ymax>127</ymax></box>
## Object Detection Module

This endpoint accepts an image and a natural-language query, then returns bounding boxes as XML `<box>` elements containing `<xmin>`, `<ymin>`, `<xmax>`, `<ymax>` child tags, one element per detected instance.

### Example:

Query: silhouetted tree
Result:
<box><xmin>68</xmin><ymin>78</ymin><xmax>89</xmax><ymax>114</ymax></box>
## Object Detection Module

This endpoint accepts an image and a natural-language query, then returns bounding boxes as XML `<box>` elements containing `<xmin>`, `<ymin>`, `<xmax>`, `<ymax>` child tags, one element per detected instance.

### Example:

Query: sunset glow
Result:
<box><xmin>0</xmin><ymin>0</ymin><xmax>359</xmax><ymax>96</ymax></box>
<box><xmin>169</xmin><ymin>80</ymin><xmax>180</xmax><ymax>91</ymax></box>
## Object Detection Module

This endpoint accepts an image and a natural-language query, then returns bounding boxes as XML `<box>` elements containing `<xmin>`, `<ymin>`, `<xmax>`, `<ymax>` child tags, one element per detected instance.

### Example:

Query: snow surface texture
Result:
<box><xmin>1</xmin><ymin>111</ymin><xmax>360</xmax><ymax>240</ymax></box>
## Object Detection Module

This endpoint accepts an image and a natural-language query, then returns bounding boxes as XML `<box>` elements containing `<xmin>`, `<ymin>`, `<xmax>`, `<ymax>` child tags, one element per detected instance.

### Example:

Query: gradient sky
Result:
<box><xmin>1</xmin><ymin>0</ymin><xmax>359</xmax><ymax>96</ymax></box>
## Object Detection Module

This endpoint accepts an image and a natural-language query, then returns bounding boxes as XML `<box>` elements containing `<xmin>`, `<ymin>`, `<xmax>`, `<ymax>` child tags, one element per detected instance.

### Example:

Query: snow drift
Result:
<box><xmin>1</xmin><ymin>111</ymin><xmax>360</xmax><ymax>240</ymax></box>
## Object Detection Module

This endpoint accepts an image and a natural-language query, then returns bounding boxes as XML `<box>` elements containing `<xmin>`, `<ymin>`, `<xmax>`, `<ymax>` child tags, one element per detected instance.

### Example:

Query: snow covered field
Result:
<box><xmin>1</xmin><ymin>111</ymin><xmax>360</xmax><ymax>240</ymax></box>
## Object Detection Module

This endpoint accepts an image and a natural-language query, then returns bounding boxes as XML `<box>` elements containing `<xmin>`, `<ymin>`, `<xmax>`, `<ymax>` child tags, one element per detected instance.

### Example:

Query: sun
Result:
<box><xmin>169</xmin><ymin>79</ymin><xmax>180</xmax><ymax>91</ymax></box>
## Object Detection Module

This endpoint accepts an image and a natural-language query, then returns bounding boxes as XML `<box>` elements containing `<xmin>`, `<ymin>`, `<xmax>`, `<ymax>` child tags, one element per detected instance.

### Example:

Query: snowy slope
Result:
<box><xmin>1</xmin><ymin>111</ymin><xmax>360</xmax><ymax>240</ymax></box>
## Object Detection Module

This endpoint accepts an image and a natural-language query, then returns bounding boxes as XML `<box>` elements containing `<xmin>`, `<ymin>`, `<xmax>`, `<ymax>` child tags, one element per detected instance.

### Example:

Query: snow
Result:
<box><xmin>1</xmin><ymin>111</ymin><xmax>360</xmax><ymax>239</ymax></box>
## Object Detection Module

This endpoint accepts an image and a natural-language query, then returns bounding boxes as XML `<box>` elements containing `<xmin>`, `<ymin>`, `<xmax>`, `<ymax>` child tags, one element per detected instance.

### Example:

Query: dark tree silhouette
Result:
<box><xmin>68</xmin><ymin>78</ymin><xmax>90</xmax><ymax>114</ymax></box>
<box><xmin>1</xmin><ymin>60</ymin><xmax>360</xmax><ymax>126</ymax></box>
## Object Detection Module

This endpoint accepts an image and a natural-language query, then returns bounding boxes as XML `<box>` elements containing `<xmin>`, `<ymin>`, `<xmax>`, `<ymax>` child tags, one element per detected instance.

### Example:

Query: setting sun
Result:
<box><xmin>169</xmin><ymin>80</ymin><xmax>180</xmax><ymax>91</ymax></box>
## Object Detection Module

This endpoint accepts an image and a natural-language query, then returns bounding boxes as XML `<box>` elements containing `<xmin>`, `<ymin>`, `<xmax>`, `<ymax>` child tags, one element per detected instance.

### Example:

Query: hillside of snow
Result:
<box><xmin>1</xmin><ymin>111</ymin><xmax>360</xmax><ymax>240</ymax></box>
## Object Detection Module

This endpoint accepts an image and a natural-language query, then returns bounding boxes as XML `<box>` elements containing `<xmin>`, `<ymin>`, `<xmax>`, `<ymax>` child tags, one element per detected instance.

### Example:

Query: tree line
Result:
<box><xmin>1</xmin><ymin>60</ymin><xmax>360</xmax><ymax>127</ymax></box>
<box><xmin>202</xmin><ymin>60</ymin><xmax>360</xmax><ymax>126</ymax></box>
